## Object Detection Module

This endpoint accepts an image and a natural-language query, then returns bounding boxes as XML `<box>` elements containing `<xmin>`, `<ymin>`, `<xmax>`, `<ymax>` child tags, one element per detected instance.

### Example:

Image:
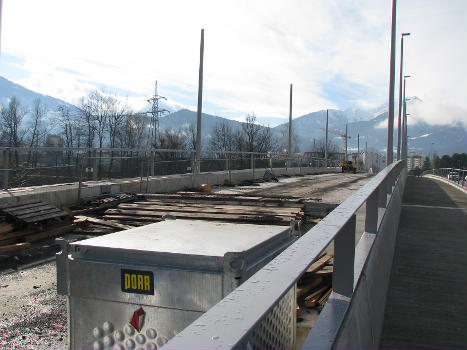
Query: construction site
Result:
<box><xmin>0</xmin><ymin>153</ymin><xmax>372</xmax><ymax>349</ymax></box>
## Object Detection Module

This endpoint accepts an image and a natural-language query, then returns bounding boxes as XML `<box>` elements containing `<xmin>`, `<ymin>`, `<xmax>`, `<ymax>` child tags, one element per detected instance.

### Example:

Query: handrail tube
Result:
<box><xmin>160</xmin><ymin>161</ymin><xmax>404</xmax><ymax>350</ymax></box>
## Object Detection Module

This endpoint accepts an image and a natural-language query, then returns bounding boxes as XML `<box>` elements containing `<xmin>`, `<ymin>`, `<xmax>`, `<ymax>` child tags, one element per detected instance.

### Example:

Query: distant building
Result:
<box><xmin>353</xmin><ymin>152</ymin><xmax>385</xmax><ymax>173</ymax></box>
<box><xmin>407</xmin><ymin>154</ymin><xmax>423</xmax><ymax>169</ymax></box>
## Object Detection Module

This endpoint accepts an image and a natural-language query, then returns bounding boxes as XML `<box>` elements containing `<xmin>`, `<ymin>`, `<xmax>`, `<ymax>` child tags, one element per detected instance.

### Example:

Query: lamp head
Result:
<box><xmin>402</xmin><ymin>32</ymin><xmax>411</xmax><ymax>37</ymax></box>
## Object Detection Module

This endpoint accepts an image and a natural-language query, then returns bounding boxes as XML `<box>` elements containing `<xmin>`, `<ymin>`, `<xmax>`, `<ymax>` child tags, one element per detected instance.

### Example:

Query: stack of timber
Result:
<box><xmin>0</xmin><ymin>200</ymin><xmax>73</xmax><ymax>254</ymax></box>
<box><xmin>70</xmin><ymin>193</ymin><xmax>137</xmax><ymax>215</ymax></box>
<box><xmin>103</xmin><ymin>193</ymin><xmax>306</xmax><ymax>226</ymax></box>
<box><xmin>296</xmin><ymin>253</ymin><xmax>334</xmax><ymax>316</ymax></box>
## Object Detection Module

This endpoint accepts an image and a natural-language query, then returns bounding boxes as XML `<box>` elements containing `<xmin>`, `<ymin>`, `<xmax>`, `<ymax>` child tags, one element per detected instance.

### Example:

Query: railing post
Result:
<box><xmin>365</xmin><ymin>190</ymin><xmax>378</xmax><ymax>234</ymax></box>
<box><xmin>333</xmin><ymin>215</ymin><xmax>356</xmax><ymax>297</ymax></box>
<box><xmin>378</xmin><ymin>178</ymin><xmax>387</xmax><ymax>208</ymax></box>
<box><xmin>151</xmin><ymin>151</ymin><xmax>155</xmax><ymax>176</ymax></box>
<box><xmin>92</xmin><ymin>150</ymin><xmax>98</xmax><ymax>180</ymax></box>
<box><xmin>251</xmin><ymin>153</ymin><xmax>254</xmax><ymax>180</ymax></box>
<box><xmin>2</xmin><ymin>149</ymin><xmax>9</xmax><ymax>190</ymax></box>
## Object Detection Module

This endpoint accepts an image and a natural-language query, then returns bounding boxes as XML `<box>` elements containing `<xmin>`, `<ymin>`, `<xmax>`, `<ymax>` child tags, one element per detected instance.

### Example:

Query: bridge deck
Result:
<box><xmin>379</xmin><ymin>176</ymin><xmax>467</xmax><ymax>349</ymax></box>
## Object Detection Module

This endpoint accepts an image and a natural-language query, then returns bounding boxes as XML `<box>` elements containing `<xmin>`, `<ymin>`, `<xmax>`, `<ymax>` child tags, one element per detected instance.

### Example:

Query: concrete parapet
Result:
<box><xmin>0</xmin><ymin>166</ymin><xmax>340</xmax><ymax>208</ymax></box>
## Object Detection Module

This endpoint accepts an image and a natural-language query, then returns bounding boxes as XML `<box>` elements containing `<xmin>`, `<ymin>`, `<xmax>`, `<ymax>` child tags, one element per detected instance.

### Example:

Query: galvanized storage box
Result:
<box><xmin>57</xmin><ymin>219</ymin><xmax>295</xmax><ymax>350</ymax></box>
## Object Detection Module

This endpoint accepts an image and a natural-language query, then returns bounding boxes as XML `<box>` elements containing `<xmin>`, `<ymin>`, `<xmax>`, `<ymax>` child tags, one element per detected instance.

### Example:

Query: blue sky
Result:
<box><xmin>0</xmin><ymin>0</ymin><xmax>466</xmax><ymax>127</ymax></box>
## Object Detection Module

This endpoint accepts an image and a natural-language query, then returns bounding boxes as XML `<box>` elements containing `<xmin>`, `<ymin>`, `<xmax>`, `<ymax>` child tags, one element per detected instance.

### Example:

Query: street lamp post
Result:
<box><xmin>386</xmin><ymin>0</ymin><xmax>397</xmax><ymax>165</ymax></box>
<box><xmin>397</xmin><ymin>33</ymin><xmax>410</xmax><ymax>161</ymax></box>
<box><xmin>401</xmin><ymin>75</ymin><xmax>410</xmax><ymax>160</ymax></box>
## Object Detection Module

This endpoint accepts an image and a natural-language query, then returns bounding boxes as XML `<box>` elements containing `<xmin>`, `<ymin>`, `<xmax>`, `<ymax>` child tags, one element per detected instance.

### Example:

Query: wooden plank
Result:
<box><xmin>7</xmin><ymin>204</ymin><xmax>57</xmax><ymax>216</ymax></box>
<box><xmin>0</xmin><ymin>229</ymin><xmax>36</xmax><ymax>242</ymax></box>
<box><xmin>304</xmin><ymin>285</ymin><xmax>329</xmax><ymax>308</ymax></box>
<box><xmin>103</xmin><ymin>215</ymin><xmax>161</xmax><ymax>222</ymax></box>
<box><xmin>118</xmin><ymin>203</ymin><xmax>302</xmax><ymax>217</ymax></box>
<box><xmin>75</xmin><ymin>216</ymin><xmax>134</xmax><ymax>230</ymax></box>
<box><xmin>23</xmin><ymin>224</ymin><xmax>76</xmax><ymax>243</ymax></box>
<box><xmin>297</xmin><ymin>275</ymin><xmax>323</xmax><ymax>298</ymax></box>
<box><xmin>105</xmin><ymin>208</ymin><xmax>291</xmax><ymax>224</ymax></box>
<box><xmin>0</xmin><ymin>242</ymin><xmax>31</xmax><ymax>253</ymax></box>
<box><xmin>0</xmin><ymin>223</ymin><xmax>14</xmax><ymax>235</ymax></box>
<box><xmin>22</xmin><ymin>211</ymin><xmax>69</xmax><ymax>223</ymax></box>
<box><xmin>16</xmin><ymin>207</ymin><xmax>64</xmax><ymax>220</ymax></box>
<box><xmin>71</xmin><ymin>195</ymin><xmax>137</xmax><ymax>215</ymax></box>
<box><xmin>305</xmin><ymin>254</ymin><xmax>333</xmax><ymax>274</ymax></box>
<box><xmin>129</xmin><ymin>201</ymin><xmax>303</xmax><ymax>213</ymax></box>
<box><xmin>142</xmin><ymin>194</ymin><xmax>305</xmax><ymax>206</ymax></box>
<box><xmin>140</xmin><ymin>199</ymin><xmax>305</xmax><ymax>209</ymax></box>
<box><xmin>318</xmin><ymin>288</ymin><xmax>332</xmax><ymax>305</ymax></box>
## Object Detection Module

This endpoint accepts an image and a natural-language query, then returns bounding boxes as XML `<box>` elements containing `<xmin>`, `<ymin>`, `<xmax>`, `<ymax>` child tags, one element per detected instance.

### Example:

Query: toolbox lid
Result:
<box><xmin>70</xmin><ymin>219</ymin><xmax>290</xmax><ymax>257</ymax></box>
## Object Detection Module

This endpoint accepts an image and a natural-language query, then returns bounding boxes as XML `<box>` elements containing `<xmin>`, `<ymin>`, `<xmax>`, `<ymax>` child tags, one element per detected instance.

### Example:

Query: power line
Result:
<box><xmin>146</xmin><ymin>81</ymin><xmax>169</xmax><ymax>147</ymax></box>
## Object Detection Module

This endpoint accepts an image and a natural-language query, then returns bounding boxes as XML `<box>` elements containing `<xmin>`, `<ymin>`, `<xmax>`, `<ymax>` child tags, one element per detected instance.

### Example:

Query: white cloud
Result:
<box><xmin>1</xmin><ymin>0</ymin><xmax>466</xmax><ymax>126</ymax></box>
<box><xmin>375</xmin><ymin>118</ymin><xmax>388</xmax><ymax>129</ymax></box>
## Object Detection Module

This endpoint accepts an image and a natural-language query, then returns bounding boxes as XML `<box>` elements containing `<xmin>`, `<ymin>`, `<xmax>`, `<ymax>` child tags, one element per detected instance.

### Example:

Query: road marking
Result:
<box><xmin>402</xmin><ymin>204</ymin><xmax>467</xmax><ymax>210</ymax></box>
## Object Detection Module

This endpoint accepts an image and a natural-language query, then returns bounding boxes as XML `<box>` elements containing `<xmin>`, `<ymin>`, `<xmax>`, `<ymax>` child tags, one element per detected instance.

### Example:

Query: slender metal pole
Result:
<box><xmin>325</xmin><ymin>109</ymin><xmax>329</xmax><ymax>167</ymax></box>
<box><xmin>287</xmin><ymin>84</ymin><xmax>293</xmax><ymax>167</ymax></box>
<box><xmin>397</xmin><ymin>33</ymin><xmax>410</xmax><ymax>161</ymax></box>
<box><xmin>387</xmin><ymin>0</ymin><xmax>397</xmax><ymax>165</ymax></box>
<box><xmin>401</xmin><ymin>77</ymin><xmax>408</xmax><ymax>160</ymax></box>
<box><xmin>195</xmin><ymin>29</ymin><xmax>204</xmax><ymax>174</ymax></box>
<box><xmin>345</xmin><ymin>124</ymin><xmax>348</xmax><ymax>161</ymax></box>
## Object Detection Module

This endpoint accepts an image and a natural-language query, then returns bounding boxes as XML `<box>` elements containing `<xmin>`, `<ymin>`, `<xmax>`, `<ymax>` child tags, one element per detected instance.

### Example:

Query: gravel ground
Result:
<box><xmin>0</xmin><ymin>262</ymin><xmax>67</xmax><ymax>350</ymax></box>
<box><xmin>0</xmin><ymin>172</ymin><xmax>372</xmax><ymax>349</ymax></box>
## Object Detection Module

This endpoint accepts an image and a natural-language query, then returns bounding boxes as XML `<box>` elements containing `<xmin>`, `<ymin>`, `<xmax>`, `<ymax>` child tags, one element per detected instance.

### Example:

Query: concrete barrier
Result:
<box><xmin>0</xmin><ymin>166</ymin><xmax>340</xmax><ymax>208</ymax></box>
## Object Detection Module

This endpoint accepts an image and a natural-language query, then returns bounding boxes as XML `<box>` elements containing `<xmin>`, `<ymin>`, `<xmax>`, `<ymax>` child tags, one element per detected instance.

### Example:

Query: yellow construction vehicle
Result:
<box><xmin>342</xmin><ymin>160</ymin><xmax>356</xmax><ymax>173</ymax></box>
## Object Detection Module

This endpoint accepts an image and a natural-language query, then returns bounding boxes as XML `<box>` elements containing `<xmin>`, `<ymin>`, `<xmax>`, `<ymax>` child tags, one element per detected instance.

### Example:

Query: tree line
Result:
<box><xmin>1</xmin><ymin>90</ymin><xmax>346</xmax><ymax>170</ymax></box>
<box><xmin>0</xmin><ymin>91</ymin><xmax>288</xmax><ymax>163</ymax></box>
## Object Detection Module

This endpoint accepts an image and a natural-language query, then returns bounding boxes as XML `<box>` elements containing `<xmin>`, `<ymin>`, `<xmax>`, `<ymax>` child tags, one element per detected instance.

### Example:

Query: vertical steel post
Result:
<box><xmin>397</xmin><ymin>36</ymin><xmax>404</xmax><ymax>160</ymax></box>
<box><xmin>151</xmin><ymin>150</ymin><xmax>155</xmax><ymax>176</ymax></box>
<box><xmin>365</xmin><ymin>190</ymin><xmax>379</xmax><ymax>234</ymax></box>
<box><xmin>194</xmin><ymin>29</ymin><xmax>204</xmax><ymax>175</ymax></box>
<box><xmin>325</xmin><ymin>109</ymin><xmax>329</xmax><ymax>168</ymax></box>
<box><xmin>2</xmin><ymin>149</ymin><xmax>9</xmax><ymax>190</ymax></box>
<box><xmin>333</xmin><ymin>215</ymin><xmax>356</xmax><ymax>297</ymax></box>
<box><xmin>345</xmin><ymin>124</ymin><xmax>348</xmax><ymax>161</ymax></box>
<box><xmin>92</xmin><ymin>150</ymin><xmax>97</xmax><ymax>180</ymax></box>
<box><xmin>287</xmin><ymin>84</ymin><xmax>293</xmax><ymax>168</ymax></box>
<box><xmin>387</xmin><ymin>0</ymin><xmax>397</xmax><ymax>165</ymax></box>
<box><xmin>77</xmin><ymin>156</ymin><xmax>83</xmax><ymax>202</ymax></box>
<box><xmin>251</xmin><ymin>153</ymin><xmax>255</xmax><ymax>180</ymax></box>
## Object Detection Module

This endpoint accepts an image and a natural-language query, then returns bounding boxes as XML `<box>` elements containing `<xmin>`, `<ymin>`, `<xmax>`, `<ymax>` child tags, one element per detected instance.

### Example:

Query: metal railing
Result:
<box><xmin>1</xmin><ymin>147</ymin><xmax>342</xmax><ymax>190</ymax></box>
<box><xmin>430</xmin><ymin>167</ymin><xmax>467</xmax><ymax>189</ymax></box>
<box><xmin>160</xmin><ymin>160</ymin><xmax>407</xmax><ymax>350</ymax></box>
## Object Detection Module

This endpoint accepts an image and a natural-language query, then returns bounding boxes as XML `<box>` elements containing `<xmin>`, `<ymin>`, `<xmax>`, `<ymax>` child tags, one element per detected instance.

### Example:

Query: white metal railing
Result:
<box><xmin>160</xmin><ymin>160</ymin><xmax>407</xmax><ymax>350</ymax></box>
<box><xmin>430</xmin><ymin>168</ymin><xmax>467</xmax><ymax>189</ymax></box>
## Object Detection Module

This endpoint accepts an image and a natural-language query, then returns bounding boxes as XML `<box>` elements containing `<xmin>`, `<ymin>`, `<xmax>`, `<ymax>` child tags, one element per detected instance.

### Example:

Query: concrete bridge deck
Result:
<box><xmin>379</xmin><ymin>176</ymin><xmax>467</xmax><ymax>349</ymax></box>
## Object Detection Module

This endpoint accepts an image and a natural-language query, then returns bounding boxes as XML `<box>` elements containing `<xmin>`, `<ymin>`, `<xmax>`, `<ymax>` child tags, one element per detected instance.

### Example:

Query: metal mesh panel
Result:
<box><xmin>236</xmin><ymin>286</ymin><xmax>296</xmax><ymax>350</ymax></box>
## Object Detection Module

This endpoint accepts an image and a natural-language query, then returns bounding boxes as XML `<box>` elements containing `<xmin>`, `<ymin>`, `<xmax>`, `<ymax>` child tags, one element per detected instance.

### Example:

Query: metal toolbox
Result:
<box><xmin>57</xmin><ymin>219</ymin><xmax>295</xmax><ymax>350</ymax></box>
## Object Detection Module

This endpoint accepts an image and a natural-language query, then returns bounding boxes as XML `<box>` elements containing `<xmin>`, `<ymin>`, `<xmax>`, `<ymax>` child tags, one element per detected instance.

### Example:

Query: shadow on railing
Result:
<box><xmin>160</xmin><ymin>161</ymin><xmax>407</xmax><ymax>350</ymax></box>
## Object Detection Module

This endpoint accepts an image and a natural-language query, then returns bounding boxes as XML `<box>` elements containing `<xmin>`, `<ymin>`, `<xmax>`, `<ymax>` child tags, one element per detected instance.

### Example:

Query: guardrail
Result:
<box><xmin>160</xmin><ymin>160</ymin><xmax>407</xmax><ymax>350</ymax></box>
<box><xmin>430</xmin><ymin>168</ymin><xmax>467</xmax><ymax>189</ymax></box>
<box><xmin>1</xmin><ymin>147</ymin><xmax>342</xmax><ymax>190</ymax></box>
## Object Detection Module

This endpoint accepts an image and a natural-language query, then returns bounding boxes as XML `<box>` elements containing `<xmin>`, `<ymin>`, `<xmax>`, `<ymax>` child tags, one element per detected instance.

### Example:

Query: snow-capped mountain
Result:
<box><xmin>0</xmin><ymin>76</ymin><xmax>464</xmax><ymax>156</ymax></box>
<box><xmin>0</xmin><ymin>76</ymin><xmax>77</xmax><ymax>113</ymax></box>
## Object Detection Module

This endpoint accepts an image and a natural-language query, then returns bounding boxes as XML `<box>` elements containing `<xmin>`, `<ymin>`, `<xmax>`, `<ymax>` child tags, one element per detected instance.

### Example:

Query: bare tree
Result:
<box><xmin>26</xmin><ymin>98</ymin><xmax>49</xmax><ymax>165</ymax></box>
<box><xmin>158</xmin><ymin>129</ymin><xmax>186</xmax><ymax>160</ymax></box>
<box><xmin>79</xmin><ymin>95</ymin><xmax>96</xmax><ymax>149</ymax></box>
<box><xmin>186</xmin><ymin>123</ymin><xmax>197</xmax><ymax>151</ymax></box>
<box><xmin>239</xmin><ymin>113</ymin><xmax>275</xmax><ymax>154</ymax></box>
<box><xmin>310</xmin><ymin>138</ymin><xmax>339</xmax><ymax>159</ymax></box>
<box><xmin>0</xmin><ymin>97</ymin><xmax>26</xmax><ymax>165</ymax></box>
<box><xmin>107</xmin><ymin>97</ymin><xmax>128</xmax><ymax>178</ymax></box>
<box><xmin>209</xmin><ymin>121</ymin><xmax>234</xmax><ymax>158</ymax></box>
